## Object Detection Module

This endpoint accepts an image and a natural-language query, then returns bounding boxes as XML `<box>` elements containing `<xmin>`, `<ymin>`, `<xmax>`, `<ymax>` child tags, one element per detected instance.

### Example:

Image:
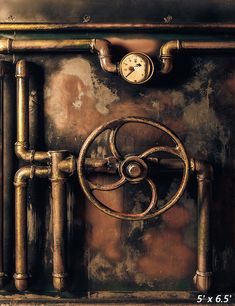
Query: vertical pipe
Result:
<box><xmin>16</xmin><ymin>60</ymin><xmax>29</xmax><ymax>146</ymax></box>
<box><xmin>14</xmin><ymin>170</ymin><xmax>29</xmax><ymax>292</ymax></box>
<box><xmin>15</xmin><ymin>60</ymin><xmax>49</xmax><ymax>162</ymax></box>
<box><xmin>194</xmin><ymin>161</ymin><xmax>213</xmax><ymax>292</ymax></box>
<box><xmin>3</xmin><ymin>62</ymin><xmax>16</xmax><ymax>285</ymax></box>
<box><xmin>14</xmin><ymin>166</ymin><xmax>49</xmax><ymax>291</ymax></box>
<box><xmin>50</xmin><ymin>151</ymin><xmax>68</xmax><ymax>291</ymax></box>
<box><xmin>0</xmin><ymin>62</ymin><xmax>5</xmax><ymax>288</ymax></box>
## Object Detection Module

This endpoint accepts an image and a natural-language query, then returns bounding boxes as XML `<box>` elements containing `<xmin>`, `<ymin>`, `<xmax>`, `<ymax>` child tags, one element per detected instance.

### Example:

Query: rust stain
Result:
<box><xmin>137</xmin><ymin>228</ymin><xmax>196</xmax><ymax>280</ymax></box>
<box><xmin>86</xmin><ymin>176</ymin><xmax>123</xmax><ymax>262</ymax></box>
<box><xmin>107</xmin><ymin>37</ymin><xmax>161</xmax><ymax>55</ymax></box>
<box><xmin>161</xmin><ymin>205</ymin><xmax>191</xmax><ymax>230</ymax></box>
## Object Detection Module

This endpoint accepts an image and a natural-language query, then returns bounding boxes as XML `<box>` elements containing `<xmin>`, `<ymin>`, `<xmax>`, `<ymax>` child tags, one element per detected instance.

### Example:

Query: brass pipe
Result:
<box><xmin>160</xmin><ymin>40</ymin><xmax>235</xmax><ymax>74</ymax></box>
<box><xmin>1</xmin><ymin>23</ymin><xmax>235</xmax><ymax>32</ymax></box>
<box><xmin>49</xmin><ymin>151</ymin><xmax>69</xmax><ymax>291</ymax></box>
<box><xmin>192</xmin><ymin>159</ymin><xmax>213</xmax><ymax>293</ymax></box>
<box><xmin>15</xmin><ymin>60</ymin><xmax>49</xmax><ymax>162</ymax></box>
<box><xmin>84</xmin><ymin>157</ymin><xmax>185</xmax><ymax>174</ymax></box>
<box><xmin>2</xmin><ymin>39</ymin><xmax>117</xmax><ymax>74</ymax></box>
<box><xmin>14</xmin><ymin>165</ymin><xmax>50</xmax><ymax>291</ymax></box>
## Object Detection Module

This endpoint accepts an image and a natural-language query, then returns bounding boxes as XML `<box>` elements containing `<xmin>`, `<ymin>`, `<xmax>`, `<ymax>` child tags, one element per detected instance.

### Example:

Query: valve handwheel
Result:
<box><xmin>77</xmin><ymin>117</ymin><xmax>189</xmax><ymax>220</ymax></box>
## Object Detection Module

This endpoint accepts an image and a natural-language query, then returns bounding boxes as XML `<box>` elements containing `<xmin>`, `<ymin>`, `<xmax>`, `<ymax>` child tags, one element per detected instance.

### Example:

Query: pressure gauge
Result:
<box><xmin>119</xmin><ymin>52</ymin><xmax>154</xmax><ymax>84</ymax></box>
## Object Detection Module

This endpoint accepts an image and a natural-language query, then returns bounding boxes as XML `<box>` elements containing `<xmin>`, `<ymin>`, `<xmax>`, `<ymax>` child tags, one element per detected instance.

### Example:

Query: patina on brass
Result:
<box><xmin>77</xmin><ymin>117</ymin><xmax>190</xmax><ymax>221</ymax></box>
<box><xmin>0</xmin><ymin>23</ymin><xmax>235</xmax><ymax>33</ymax></box>
<box><xmin>14</xmin><ymin>165</ymin><xmax>50</xmax><ymax>291</ymax></box>
<box><xmin>2</xmin><ymin>37</ymin><xmax>235</xmax><ymax>81</ymax></box>
<box><xmin>49</xmin><ymin>150</ymin><xmax>70</xmax><ymax>292</ymax></box>
<box><xmin>192</xmin><ymin>159</ymin><xmax>213</xmax><ymax>293</ymax></box>
<box><xmin>0</xmin><ymin>38</ymin><xmax>117</xmax><ymax>74</ymax></box>
<box><xmin>160</xmin><ymin>40</ymin><xmax>235</xmax><ymax>74</ymax></box>
<box><xmin>14</xmin><ymin>60</ymin><xmax>76</xmax><ymax>292</ymax></box>
<box><xmin>15</xmin><ymin>60</ymin><xmax>50</xmax><ymax>162</ymax></box>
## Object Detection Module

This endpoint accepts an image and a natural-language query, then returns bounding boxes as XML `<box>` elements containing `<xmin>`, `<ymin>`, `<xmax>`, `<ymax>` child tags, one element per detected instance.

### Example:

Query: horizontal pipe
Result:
<box><xmin>14</xmin><ymin>166</ymin><xmax>50</xmax><ymax>292</ymax></box>
<box><xmin>160</xmin><ymin>40</ymin><xmax>235</xmax><ymax>73</ymax></box>
<box><xmin>84</xmin><ymin>157</ymin><xmax>188</xmax><ymax>173</ymax></box>
<box><xmin>0</xmin><ymin>23</ymin><xmax>235</xmax><ymax>32</ymax></box>
<box><xmin>11</xmin><ymin>39</ymin><xmax>92</xmax><ymax>52</ymax></box>
<box><xmin>2</xmin><ymin>39</ymin><xmax>117</xmax><ymax>74</ymax></box>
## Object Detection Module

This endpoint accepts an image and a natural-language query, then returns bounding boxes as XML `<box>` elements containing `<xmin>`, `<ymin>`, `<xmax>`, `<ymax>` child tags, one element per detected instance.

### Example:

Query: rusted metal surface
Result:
<box><xmin>0</xmin><ymin>13</ymin><xmax>232</xmax><ymax>304</ymax></box>
<box><xmin>0</xmin><ymin>0</ymin><xmax>235</xmax><ymax>24</ymax></box>
<box><xmin>12</xmin><ymin>51</ymin><xmax>214</xmax><ymax>295</ymax></box>
<box><xmin>36</xmin><ymin>37</ymin><xmax>234</xmax><ymax>294</ymax></box>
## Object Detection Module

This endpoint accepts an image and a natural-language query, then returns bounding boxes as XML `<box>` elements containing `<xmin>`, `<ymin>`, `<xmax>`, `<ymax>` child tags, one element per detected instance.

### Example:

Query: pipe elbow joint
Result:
<box><xmin>15</xmin><ymin>142</ymin><xmax>35</xmax><ymax>162</ymax></box>
<box><xmin>160</xmin><ymin>40</ymin><xmax>181</xmax><ymax>74</ymax></box>
<box><xmin>91</xmin><ymin>38</ymin><xmax>118</xmax><ymax>73</ymax></box>
<box><xmin>0</xmin><ymin>38</ymin><xmax>13</xmax><ymax>53</ymax></box>
<box><xmin>14</xmin><ymin>166</ymin><xmax>35</xmax><ymax>186</ymax></box>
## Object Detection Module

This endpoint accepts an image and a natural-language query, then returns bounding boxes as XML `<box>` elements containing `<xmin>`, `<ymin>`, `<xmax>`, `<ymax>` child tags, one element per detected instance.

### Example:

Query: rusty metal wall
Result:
<box><xmin>0</xmin><ymin>0</ymin><xmax>234</xmax><ymax>304</ymax></box>
<box><xmin>0</xmin><ymin>0</ymin><xmax>234</xmax><ymax>23</ymax></box>
<box><xmin>1</xmin><ymin>35</ymin><xmax>230</xmax><ymax>295</ymax></box>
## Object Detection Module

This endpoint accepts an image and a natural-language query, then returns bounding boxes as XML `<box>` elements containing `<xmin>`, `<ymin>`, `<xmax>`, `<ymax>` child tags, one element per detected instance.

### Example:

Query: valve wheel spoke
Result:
<box><xmin>139</xmin><ymin>146</ymin><xmax>184</xmax><ymax>160</ymax></box>
<box><xmin>77</xmin><ymin>116</ymin><xmax>189</xmax><ymax>220</ymax></box>
<box><xmin>109</xmin><ymin>128</ymin><xmax>123</xmax><ymax>160</ymax></box>
<box><xmin>88</xmin><ymin>175</ymin><xmax>126</xmax><ymax>191</ymax></box>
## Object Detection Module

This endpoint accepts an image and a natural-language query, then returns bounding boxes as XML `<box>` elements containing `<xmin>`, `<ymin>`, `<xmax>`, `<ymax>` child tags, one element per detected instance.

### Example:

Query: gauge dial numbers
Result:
<box><xmin>119</xmin><ymin>52</ymin><xmax>154</xmax><ymax>84</ymax></box>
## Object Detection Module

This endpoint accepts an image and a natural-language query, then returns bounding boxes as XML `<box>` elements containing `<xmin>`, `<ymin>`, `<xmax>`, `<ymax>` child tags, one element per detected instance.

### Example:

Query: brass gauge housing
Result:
<box><xmin>119</xmin><ymin>52</ymin><xmax>154</xmax><ymax>84</ymax></box>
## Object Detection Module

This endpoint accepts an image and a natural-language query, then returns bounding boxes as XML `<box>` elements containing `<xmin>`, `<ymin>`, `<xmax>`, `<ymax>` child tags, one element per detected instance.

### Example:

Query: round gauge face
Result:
<box><xmin>119</xmin><ymin>52</ymin><xmax>154</xmax><ymax>84</ymax></box>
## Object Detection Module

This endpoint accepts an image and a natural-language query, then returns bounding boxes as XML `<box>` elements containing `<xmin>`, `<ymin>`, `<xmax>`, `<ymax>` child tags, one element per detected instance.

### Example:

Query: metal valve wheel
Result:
<box><xmin>77</xmin><ymin>117</ymin><xmax>189</xmax><ymax>221</ymax></box>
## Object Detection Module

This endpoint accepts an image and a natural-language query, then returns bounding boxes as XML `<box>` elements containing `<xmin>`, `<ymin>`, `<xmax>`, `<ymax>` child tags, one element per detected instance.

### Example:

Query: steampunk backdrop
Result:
<box><xmin>0</xmin><ymin>0</ymin><xmax>234</xmax><ymax>303</ymax></box>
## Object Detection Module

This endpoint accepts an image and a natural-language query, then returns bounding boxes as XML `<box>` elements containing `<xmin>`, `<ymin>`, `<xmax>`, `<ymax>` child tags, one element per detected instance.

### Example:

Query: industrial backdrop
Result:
<box><xmin>0</xmin><ymin>0</ymin><xmax>234</xmax><ymax>305</ymax></box>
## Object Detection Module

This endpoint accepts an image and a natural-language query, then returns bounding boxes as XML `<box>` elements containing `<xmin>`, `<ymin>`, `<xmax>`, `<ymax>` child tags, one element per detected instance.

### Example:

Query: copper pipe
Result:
<box><xmin>1</xmin><ymin>23</ymin><xmax>235</xmax><ymax>32</ymax></box>
<box><xmin>91</xmin><ymin>39</ymin><xmax>118</xmax><ymax>73</ymax></box>
<box><xmin>192</xmin><ymin>159</ymin><xmax>213</xmax><ymax>293</ymax></box>
<box><xmin>15</xmin><ymin>60</ymin><xmax>49</xmax><ymax>162</ymax></box>
<box><xmin>2</xmin><ymin>39</ymin><xmax>117</xmax><ymax>74</ymax></box>
<box><xmin>160</xmin><ymin>40</ymin><xmax>235</xmax><ymax>74</ymax></box>
<box><xmin>14</xmin><ymin>165</ymin><xmax>50</xmax><ymax>291</ymax></box>
<box><xmin>49</xmin><ymin>151</ymin><xmax>69</xmax><ymax>291</ymax></box>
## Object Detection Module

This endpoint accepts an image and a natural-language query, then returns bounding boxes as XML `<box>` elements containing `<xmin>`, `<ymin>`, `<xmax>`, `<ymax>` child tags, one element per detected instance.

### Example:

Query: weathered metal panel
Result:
<box><xmin>3</xmin><ymin>34</ymin><xmax>231</xmax><ymax>296</ymax></box>
<box><xmin>0</xmin><ymin>0</ymin><xmax>234</xmax><ymax>304</ymax></box>
<box><xmin>0</xmin><ymin>0</ymin><xmax>235</xmax><ymax>23</ymax></box>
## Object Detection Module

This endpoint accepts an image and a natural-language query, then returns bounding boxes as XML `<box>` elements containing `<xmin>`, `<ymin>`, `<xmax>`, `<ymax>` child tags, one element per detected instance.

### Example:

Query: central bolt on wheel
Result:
<box><xmin>77</xmin><ymin>116</ymin><xmax>189</xmax><ymax>220</ymax></box>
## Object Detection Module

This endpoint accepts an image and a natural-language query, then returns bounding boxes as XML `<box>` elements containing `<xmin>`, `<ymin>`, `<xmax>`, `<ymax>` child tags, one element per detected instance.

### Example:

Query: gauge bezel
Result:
<box><xmin>119</xmin><ymin>52</ymin><xmax>154</xmax><ymax>84</ymax></box>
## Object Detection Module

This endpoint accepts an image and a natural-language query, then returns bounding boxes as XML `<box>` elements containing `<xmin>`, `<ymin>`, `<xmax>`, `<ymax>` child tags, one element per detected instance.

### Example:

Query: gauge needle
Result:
<box><xmin>125</xmin><ymin>63</ymin><xmax>142</xmax><ymax>77</ymax></box>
